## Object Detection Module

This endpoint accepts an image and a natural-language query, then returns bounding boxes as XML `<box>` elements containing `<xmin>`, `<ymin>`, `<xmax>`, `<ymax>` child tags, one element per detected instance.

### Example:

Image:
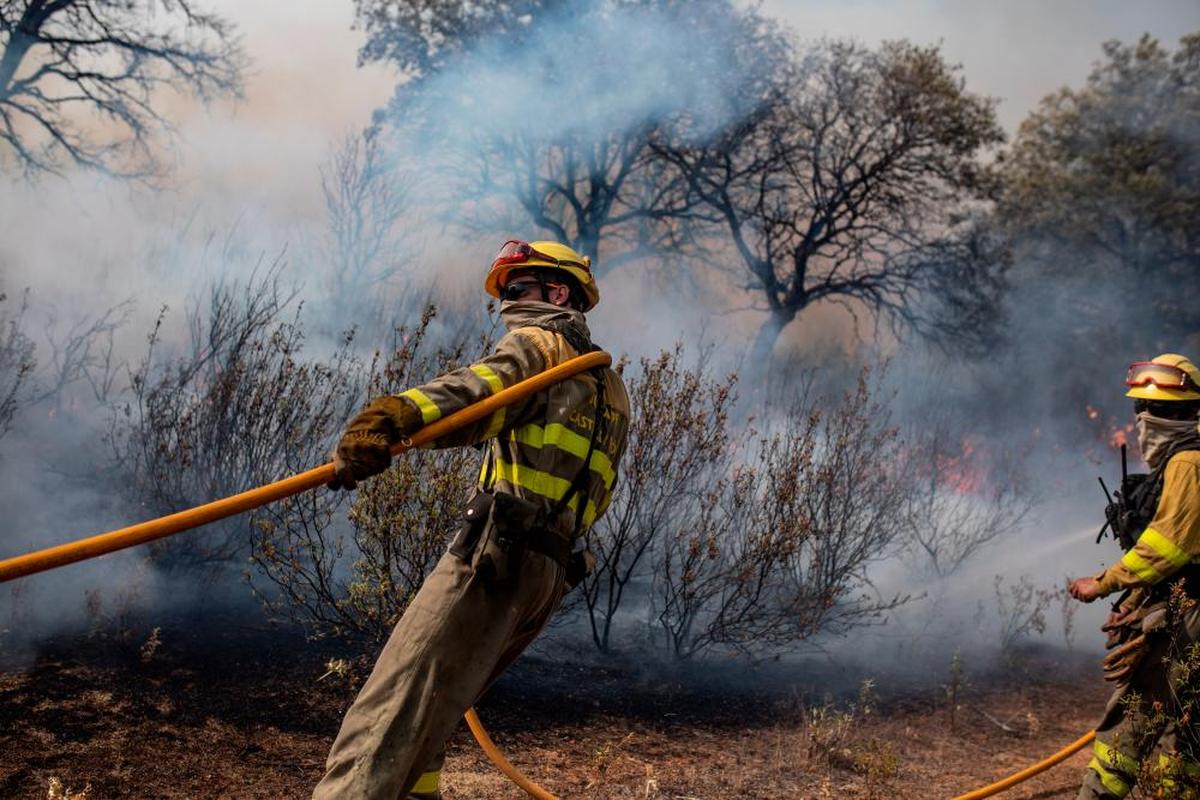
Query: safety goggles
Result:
<box><xmin>490</xmin><ymin>240</ymin><xmax>590</xmax><ymax>272</ymax></box>
<box><xmin>1126</xmin><ymin>361</ymin><xmax>1200</xmax><ymax>391</ymax></box>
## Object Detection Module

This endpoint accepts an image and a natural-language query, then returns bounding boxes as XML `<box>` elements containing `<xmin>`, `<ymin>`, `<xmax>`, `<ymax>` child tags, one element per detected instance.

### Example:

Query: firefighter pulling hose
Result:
<box><xmin>314</xmin><ymin>239</ymin><xmax>630</xmax><ymax>799</ymax></box>
<box><xmin>0</xmin><ymin>239</ymin><xmax>626</xmax><ymax>800</ymax></box>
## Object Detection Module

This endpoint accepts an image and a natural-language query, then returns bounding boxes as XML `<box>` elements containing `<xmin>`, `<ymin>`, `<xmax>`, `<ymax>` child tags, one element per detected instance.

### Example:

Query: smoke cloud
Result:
<box><xmin>1</xmin><ymin>0</ymin><xmax>1193</xmax><ymax>685</ymax></box>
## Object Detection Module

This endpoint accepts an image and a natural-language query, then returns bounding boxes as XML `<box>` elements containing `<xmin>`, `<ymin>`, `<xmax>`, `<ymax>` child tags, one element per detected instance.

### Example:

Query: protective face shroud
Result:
<box><xmin>484</xmin><ymin>240</ymin><xmax>600</xmax><ymax>311</ymax></box>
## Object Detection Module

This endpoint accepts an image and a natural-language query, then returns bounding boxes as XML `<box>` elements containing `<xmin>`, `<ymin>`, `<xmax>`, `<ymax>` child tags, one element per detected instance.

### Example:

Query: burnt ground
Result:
<box><xmin>0</xmin><ymin>614</ymin><xmax>1110</xmax><ymax>800</ymax></box>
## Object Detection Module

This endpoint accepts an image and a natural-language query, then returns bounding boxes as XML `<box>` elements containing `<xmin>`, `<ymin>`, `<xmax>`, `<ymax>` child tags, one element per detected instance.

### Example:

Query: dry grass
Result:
<box><xmin>0</xmin><ymin>621</ymin><xmax>1108</xmax><ymax>799</ymax></box>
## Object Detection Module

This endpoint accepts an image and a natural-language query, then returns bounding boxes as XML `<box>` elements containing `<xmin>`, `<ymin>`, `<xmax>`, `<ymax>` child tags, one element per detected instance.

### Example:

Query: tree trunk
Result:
<box><xmin>0</xmin><ymin>29</ymin><xmax>36</xmax><ymax>100</ymax></box>
<box><xmin>749</xmin><ymin>308</ymin><xmax>794</xmax><ymax>371</ymax></box>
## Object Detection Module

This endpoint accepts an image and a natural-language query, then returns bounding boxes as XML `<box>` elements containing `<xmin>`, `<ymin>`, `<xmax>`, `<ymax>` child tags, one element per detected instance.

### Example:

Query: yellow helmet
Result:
<box><xmin>484</xmin><ymin>239</ymin><xmax>600</xmax><ymax>311</ymax></box>
<box><xmin>1125</xmin><ymin>353</ymin><xmax>1200</xmax><ymax>401</ymax></box>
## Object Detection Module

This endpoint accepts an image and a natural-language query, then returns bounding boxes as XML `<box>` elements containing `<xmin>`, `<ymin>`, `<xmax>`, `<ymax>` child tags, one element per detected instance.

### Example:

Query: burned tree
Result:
<box><xmin>0</xmin><ymin>0</ymin><xmax>243</xmax><ymax>178</ymax></box>
<box><xmin>995</xmin><ymin>32</ymin><xmax>1200</xmax><ymax>422</ymax></box>
<box><xmin>660</xmin><ymin>40</ymin><xmax>1007</xmax><ymax>362</ymax></box>
<box><xmin>320</xmin><ymin>127</ymin><xmax>417</xmax><ymax>323</ymax></box>
<box><xmin>353</xmin><ymin>0</ymin><xmax>563</xmax><ymax>83</ymax></box>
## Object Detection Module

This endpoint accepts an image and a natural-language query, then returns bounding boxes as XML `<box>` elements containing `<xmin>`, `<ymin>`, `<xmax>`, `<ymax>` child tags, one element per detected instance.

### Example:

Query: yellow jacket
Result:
<box><xmin>1097</xmin><ymin>450</ymin><xmax>1200</xmax><ymax>596</ymax></box>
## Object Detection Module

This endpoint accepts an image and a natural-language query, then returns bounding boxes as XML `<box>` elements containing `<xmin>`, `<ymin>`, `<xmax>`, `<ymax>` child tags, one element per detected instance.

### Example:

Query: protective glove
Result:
<box><xmin>1102</xmin><ymin>632</ymin><xmax>1148</xmax><ymax>684</ymax></box>
<box><xmin>329</xmin><ymin>432</ymin><xmax>392</xmax><ymax>491</ymax></box>
<box><xmin>328</xmin><ymin>396</ymin><xmax>423</xmax><ymax>491</ymax></box>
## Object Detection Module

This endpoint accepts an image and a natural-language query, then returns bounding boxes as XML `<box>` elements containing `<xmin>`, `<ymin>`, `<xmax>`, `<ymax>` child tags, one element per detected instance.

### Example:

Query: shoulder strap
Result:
<box><xmin>533</xmin><ymin>316</ymin><xmax>599</xmax><ymax>356</ymax></box>
<box><xmin>481</xmin><ymin>444</ymin><xmax>497</xmax><ymax>492</ymax></box>
<box><xmin>551</xmin><ymin>367</ymin><xmax>607</xmax><ymax>538</ymax></box>
<box><xmin>1135</xmin><ymin>439</ymin><xmax>1200</xmax><ymax>517</ymax></box>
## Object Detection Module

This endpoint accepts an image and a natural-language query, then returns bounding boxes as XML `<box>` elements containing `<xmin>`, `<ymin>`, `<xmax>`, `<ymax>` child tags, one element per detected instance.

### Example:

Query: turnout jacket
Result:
<box><xmin>357</xmin><ymin>301</ymin><xmax>630</xmax><ymax>533</ymax></box>
<box><xmin>1097</xmin><ymin>450</ymin><xmax>1200</xmax><ymax>598</ymax></box>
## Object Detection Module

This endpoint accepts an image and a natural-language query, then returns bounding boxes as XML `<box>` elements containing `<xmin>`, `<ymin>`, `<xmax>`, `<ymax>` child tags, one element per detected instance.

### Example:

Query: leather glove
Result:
<box><xmin>1102</xmin><ymin>632</ymin><xmax>1148</xmax><ymax>684</ymax></box>
<box><xmin>328</xmin><ymin>396</ymin><xmax>423</xmax><ymax>491</ymax></box>
<box><xmin>329</xmin><ymin>431</ymin><xmax>392</xmax><ymax>491</ymax></box>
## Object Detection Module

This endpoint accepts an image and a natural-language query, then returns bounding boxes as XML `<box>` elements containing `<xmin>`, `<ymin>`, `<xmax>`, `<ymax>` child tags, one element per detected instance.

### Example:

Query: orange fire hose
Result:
<box><xmin>0</xmin><ymin>351</ymin><xmax>610</xmax><ymax>583</ymax></box>
<box><xmin>466</xmin><ymin>708</ymin><xmax>559</xmax><ymax>800</ymax></box>
<box><xmin>951</xmin><ymin>730</ymin><xmax>1096</xmax><ymax>800</ymax></box>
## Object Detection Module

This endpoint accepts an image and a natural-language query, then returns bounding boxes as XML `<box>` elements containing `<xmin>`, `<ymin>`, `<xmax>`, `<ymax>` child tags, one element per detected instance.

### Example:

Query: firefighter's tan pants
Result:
<box><xmin>313</xmin><ymin>549</ymin><xmax>565</xmax><ymax>800</ymax></box>
<box><xmin>1078</xmin><ymin>602</ymin><xmax>1200</xmax><ymax>799</ymax></box>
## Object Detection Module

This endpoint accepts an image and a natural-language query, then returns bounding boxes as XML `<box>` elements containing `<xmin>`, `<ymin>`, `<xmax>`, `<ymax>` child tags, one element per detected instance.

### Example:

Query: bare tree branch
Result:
<box><xmin>0</xmin><ymin>0</ymin><xmax>244</xmax><ymax>178</ymax></box>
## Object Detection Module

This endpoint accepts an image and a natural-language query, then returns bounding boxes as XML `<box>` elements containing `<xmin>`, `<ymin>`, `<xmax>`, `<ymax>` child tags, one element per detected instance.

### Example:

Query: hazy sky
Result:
<box><xmin>761</xmin><ymin>0</ymin><xmax>1200</xmax><ymax>132</ymax></box>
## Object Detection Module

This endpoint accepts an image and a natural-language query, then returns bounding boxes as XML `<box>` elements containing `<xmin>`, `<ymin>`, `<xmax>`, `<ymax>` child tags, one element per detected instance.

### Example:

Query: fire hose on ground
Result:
<box><xmin>952</xmin><ymin>729</ymin><xmax>1096</xmax><ymax>799</ymax></box>
<box><xmin>0</xmin><ymin>347</ymin><xmax>1101</xmax><ymax>800</ymax></box>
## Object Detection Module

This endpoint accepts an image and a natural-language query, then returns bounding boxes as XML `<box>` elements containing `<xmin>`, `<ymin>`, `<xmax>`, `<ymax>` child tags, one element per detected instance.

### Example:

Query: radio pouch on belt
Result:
<box><xmin>471</xmin><ymin>491</ymin><xmax>542</xmax><ymax>588</ymax></box>
<box><xmin>449</xmin><ymin>492</ymin><xmax>494</xmax><ymax>561</ymax></box>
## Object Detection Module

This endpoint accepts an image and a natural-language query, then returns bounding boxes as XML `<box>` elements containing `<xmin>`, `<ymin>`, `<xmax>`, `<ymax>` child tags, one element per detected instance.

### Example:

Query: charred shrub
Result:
<box><xmin>250</xmin><ymin>306</ymin><xmax>488</xmax><ymax>642</ymax></box>
<box><xmin>580</xmin><ymin>345</ymin><xmax>736</xmax><ymax>653</ymax></box>
<box><xmin>0</xmin><ymin>289</ymin><xmax>35</xmax><ymax>441</ymax></box>
<box><xmin>653</xmin><ymin>371</ymin><xmax>911</xmax><ymax>659</ymax></box>
<box><xmin>110</xmin><ymin>263</ymin><xmax>361</xmax><ymax>577</ymax></box>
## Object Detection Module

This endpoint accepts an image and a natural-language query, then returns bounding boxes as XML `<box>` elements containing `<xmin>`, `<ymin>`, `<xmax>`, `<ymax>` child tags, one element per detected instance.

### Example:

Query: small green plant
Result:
<box><xmin>139</xmin><ymin>627</ymin><xmax>163</xmax><ymax>663</ymax></box>
<box><xmin>801</xmin><ymin>679</ymin><xmax>889</xmax><ymax>777</ymax></box>
<box><xmin>586</xmin><ymin>732</ymin><xmax>635</xmax><ymax>789</ymax></box>
<box><xmin>993</xmin><ymin>574</ymin><xmax>1057</xmax><ymax>662</ymax></box>
<box><xmin>944</xmin><ymin>649</ymin><xmax>967</xmax><ymax>731</ymax></box>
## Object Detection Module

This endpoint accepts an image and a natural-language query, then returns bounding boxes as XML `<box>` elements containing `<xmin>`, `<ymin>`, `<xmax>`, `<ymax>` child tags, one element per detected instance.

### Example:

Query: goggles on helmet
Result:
<box><xmin>490</xmin><ymin>240</ymin><xmax>591</xmax><ymax>273</ymax></box>
<box><xmin>1126</xmin><ymin>361</ymin><xmax>1200</xmax><ymax>392</ymax></box>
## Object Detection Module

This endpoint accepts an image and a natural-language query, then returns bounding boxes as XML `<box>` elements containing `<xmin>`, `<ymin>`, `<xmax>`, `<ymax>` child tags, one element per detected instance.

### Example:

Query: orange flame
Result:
<box><xmin>935</xmin><ymin>437</ymin><xmax>984</xmax><ymax>495</ymax></box>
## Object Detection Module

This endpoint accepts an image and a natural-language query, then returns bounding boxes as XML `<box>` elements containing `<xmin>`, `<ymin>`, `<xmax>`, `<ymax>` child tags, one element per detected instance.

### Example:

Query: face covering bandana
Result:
<box><xmin>1136</xmin><ymin>412</ymin><xmax>1200</xmax><ymax>469</ymax></box>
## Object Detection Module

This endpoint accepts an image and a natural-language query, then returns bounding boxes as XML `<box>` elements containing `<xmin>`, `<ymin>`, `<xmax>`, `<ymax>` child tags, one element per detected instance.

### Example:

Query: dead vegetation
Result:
<box><xmin>0</xmin><ymin>618</ymin><xmax>1109</xmax><ymax>799</ymax></box>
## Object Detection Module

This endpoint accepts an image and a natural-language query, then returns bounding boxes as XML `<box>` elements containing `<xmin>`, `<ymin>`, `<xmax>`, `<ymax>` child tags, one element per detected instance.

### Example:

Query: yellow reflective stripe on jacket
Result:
<box><xmin>411</xmin><ymin>770</ymin><xmax>440</xmax><ymax>793</ymax></box>
<box><xmin>1121</xmin><ymin>549</ymin><xmax>1165</xmax><ymax>584</ymax></box>
<box><xmin>470</xmin><ymin>364</ymin><xmax>506</xmax><ymax>439</ymax></box>
<box><xmin>1087</xmin><ymin>758</ymin><xmax>1132</xmax><ymax>797</ymax></box>
<box><xmin>492</xmin><ymin>457</ymin><xmax>598</xmax><ymax>525</ymax></box>
<box><xmin>1095</xmin><ymin>739</ymin><xmax>1140</xmax><ymax>777</ymax></box>
<box><xmin>400</xmin><ymin>388</ymin><xmax>441</xmax><ymax>424</ymax></box>
<box><xmin>512</xmin><ymin>423</ymin><xmax>616</xmax><ymax>488</ymax></box>
<box><xmin>470</xmin><ymin>364</ymin><xmax>504</xmax><ymax>393</ymax></box>
<box><xmin>1160</xmin><ymin>751</ymin><xmax>1200</xmax><ymax>778</ymax></box>
<box><xmin>1139</xmin><ymin>526</ymin><xmax>1193</xmax><ymax>569</ymax></box>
